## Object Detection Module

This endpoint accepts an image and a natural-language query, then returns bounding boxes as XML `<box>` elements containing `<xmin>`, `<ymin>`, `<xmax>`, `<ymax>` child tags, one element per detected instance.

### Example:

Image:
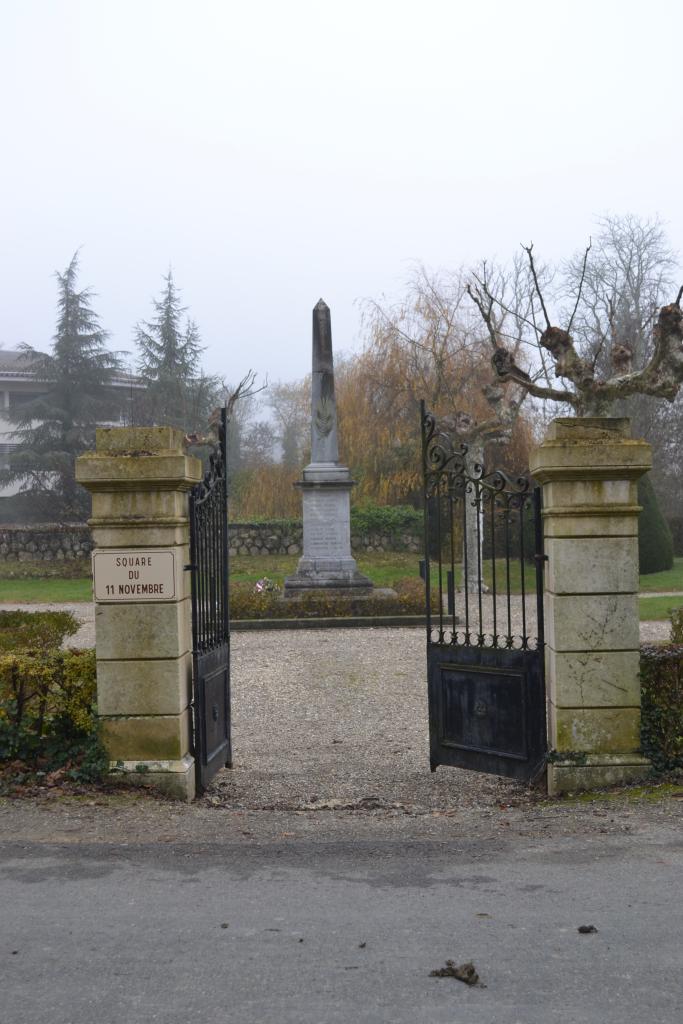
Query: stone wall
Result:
<box><xmin>228</xmin><ymin>523</ymin><xmax>303</xmax><ymax>557</ymax></box>
<box><xmin>0</xmin><ymin>521</ymin><xmax>424</xmax><ymax>561</ymax></box>
<box><xmin>228</xmin><ymin>522</ymin><xmax>422</xmax><ymax>556</ymax></box>
<box><xmin>0</xmin><ymin>524</ymin><xmax>93</xmax><ymax>561</ymax></box>
<box><xmin>351</xmin><ymin>529</ymin><xmax>421</xmax><ymax>554</ymax></box>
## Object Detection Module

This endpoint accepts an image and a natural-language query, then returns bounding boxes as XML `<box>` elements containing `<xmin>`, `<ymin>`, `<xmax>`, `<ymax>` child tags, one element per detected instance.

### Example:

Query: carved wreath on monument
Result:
<box><xmin>314</xmin><ymin>396</ymin><xmax>335</xmax><ymax>438</ymax></box>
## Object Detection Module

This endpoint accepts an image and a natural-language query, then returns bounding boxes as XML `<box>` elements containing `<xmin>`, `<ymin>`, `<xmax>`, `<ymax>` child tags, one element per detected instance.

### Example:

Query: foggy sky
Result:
<box><xmin>1</xmin><ymin>0</ymin><xmax>681</xmax><ymax>387</ymax></box>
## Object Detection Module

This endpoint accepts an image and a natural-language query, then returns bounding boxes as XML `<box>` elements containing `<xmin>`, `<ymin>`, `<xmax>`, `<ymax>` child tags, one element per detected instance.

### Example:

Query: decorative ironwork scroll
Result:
<box><xmin>421</xmin><ymin>401</ymin><xmax>543</xmax><ymax>652</ymax></box>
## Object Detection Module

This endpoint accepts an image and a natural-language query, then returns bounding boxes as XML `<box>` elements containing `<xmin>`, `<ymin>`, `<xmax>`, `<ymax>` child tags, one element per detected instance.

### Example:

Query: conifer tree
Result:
<box><xmin>134</xmin><ymin>271</ymin><xmax>220</xmax><ymax>433</ymax></box>
<box><xmin>638</xmin><ymin>474</ymin><xmax>674</xmax><ymax>574</ymax></box>
<box><xmin>1</xmin><ymin>251</ymin><xmax>121</xmax><ymax>520</ymax></box>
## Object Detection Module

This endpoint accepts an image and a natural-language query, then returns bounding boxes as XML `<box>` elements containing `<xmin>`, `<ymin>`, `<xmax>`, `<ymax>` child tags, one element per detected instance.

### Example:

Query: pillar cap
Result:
<box><xmin>95</xmin><ymin>426</ymin><xmax>187</xmax><ymax>454</ymax></box>
<box><xmin>76</xmin><ymin>426</ymin><xmax>203</xmax><ymax>492</ymax></box>
<box><xmin>529</xmin><ymin>416</ymin><xmax>651</xmax><ymax>483</ymax></box>
<box><xmin>543</xmin><ymin>417</ymin><xmax>632</xmax><ymax>441</ymax></box>
<box><xmin>76</xmin><ymin>452</ymin><xmax>202</xmax><ymax>491</ymax></box>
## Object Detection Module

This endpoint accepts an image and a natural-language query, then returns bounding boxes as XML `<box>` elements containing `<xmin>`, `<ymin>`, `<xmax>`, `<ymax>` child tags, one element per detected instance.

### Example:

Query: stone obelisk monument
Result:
<box><xmin>284</xmin><ymin>300</ymin><xmax>373</xmax><ymax>596</ymax></box>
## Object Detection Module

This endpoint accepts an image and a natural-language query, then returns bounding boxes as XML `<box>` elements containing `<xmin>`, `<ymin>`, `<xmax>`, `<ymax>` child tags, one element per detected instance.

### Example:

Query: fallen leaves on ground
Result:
<box><xmin>430</xmin><ymin>960</ymin><xmax>483</xmax><ymax>986</ymax></box>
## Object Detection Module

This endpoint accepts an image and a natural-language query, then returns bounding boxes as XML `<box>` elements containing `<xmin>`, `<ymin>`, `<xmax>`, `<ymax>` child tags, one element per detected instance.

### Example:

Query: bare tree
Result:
<box><xmin>268</xmin><ymin>379</ymin><xmax>310</xmax><ymax>468</ymax></box>
<box><xmin>468</xmin><ymin>218</ymin><xmax>683</xmax><ymax>417</ymax></box>
<box><xmin>184</xmin><ymin>369</ymin><xmax>267</xmax><ymax>467</ymax></box>
<box><xmin>565</xmin><ymin>215</ymin><xmax>676</xmax><ymax>380</ymax></box>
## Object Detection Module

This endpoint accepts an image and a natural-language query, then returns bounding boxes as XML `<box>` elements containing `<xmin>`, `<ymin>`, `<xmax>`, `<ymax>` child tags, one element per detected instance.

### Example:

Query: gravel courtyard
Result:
<box><xmin>212</xmin><ymin>625</ymin><xmax>522</xmax><ymax>812</ymax></box>
<box><xmin>0</xmin><ymin>603</ymin><xmax>673</xmax><ymax>816</ymax></box>
<box><xmin>1</xmin><ymin>611</ymin><xmax>680</xmax><ymax>850</ymax></box>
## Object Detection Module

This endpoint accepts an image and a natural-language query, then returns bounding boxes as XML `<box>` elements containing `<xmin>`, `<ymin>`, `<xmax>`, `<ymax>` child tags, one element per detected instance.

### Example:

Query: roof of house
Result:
<box><xmin>0</xmin><ymin>349</ymin><xmax>43</xmax><ymax>372</ymax></box>
<box><xmin>0</xmin><ymin>349</ymin><xmax>144</xmax><ymax>388</ymax></box>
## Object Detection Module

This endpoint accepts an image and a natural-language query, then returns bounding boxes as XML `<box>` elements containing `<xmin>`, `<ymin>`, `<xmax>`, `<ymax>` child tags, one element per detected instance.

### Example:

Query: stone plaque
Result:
<box><xmin>303</xmin><ymin>490</ymin><xmax>349</xmax><ymax>558</ymax></box>
<box><xmin>93</xmin><ymin>549</ymin><xmax>177</xmax><ymax>602</ymax></box>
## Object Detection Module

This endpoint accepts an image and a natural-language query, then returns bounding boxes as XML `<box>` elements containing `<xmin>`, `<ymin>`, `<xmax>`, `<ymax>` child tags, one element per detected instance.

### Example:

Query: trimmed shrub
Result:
<box><xmin>638</xmin><ymin>475</ymin><xmax>674</xmax><ymax>574</ymax></box>
<box><xmin>0</xmin><ymin>613</ymin><xmax>106</xmax><ymax>786</ymax></box>
<box><xmin>0</xmin><ymin>609</ymin><xmax>79</xmax><ymax>653</ymax></box>
<box><xmin>0</xmin><ymin>647</ymin><xmax>97</xmax><ymax>741</ymax></box>
<box><xmin>640</xmin><ymin>643</ymin><xmax>683</xmax><ymax>772</ymax></box>
<box><xmin>350</xmin><ymin>504</ymin><xmax>423</xmax><ymax>537</ymax></box>
<box><xmin>670</xmin><ymin>608</ymin><xmax>683</xmax><ymax>644</ymax></box>
<box><xmin>229</xmin><ymin>516</ymin><xmax>301</xmax><ymax>531</ymax></box>
<box><xmin>231</xmin><ymin>506</ymin><xmax>424</xmax><ymax>537</ymax></box>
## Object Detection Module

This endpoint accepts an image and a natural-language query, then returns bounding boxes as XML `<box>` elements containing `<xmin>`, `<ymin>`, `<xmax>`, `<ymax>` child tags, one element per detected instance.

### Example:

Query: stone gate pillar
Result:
<box><xmin>76</xmin><ymin>427</ymin><xmax>202</xmax><ymax>801</ymax></box>
<box><xmin>529</xmin><ymin>418</ymin><xmax>652</xmax><ymax>795</ymax></box>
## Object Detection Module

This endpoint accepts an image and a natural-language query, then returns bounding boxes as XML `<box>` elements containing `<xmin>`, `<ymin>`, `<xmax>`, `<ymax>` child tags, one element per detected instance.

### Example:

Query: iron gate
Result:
<box><xmin>188</xmin><ymin>407</ymin><xmax>231</xmax><ymax>794</ymax></box>
<box><xmin>421</xmin><ymin>403</ymin><xmax>547</xmax><ymax>782</ymax></box>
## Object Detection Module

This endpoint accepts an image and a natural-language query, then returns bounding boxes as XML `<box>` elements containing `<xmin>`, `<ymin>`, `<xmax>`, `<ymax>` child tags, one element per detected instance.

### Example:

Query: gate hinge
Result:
<box><xmin>534</xmin><ymin>553</ymin><xmax>549</xmax><ymax>563</ymax></box>
<box><xmin>184</xmin><ymin>563</ymin><xmax>197</xmax><ymax>572</ymax></box>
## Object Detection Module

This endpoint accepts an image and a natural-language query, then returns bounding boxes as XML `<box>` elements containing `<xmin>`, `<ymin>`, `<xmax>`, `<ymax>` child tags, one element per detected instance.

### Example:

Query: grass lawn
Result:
<box><xmin>230</xmin><ymin>551</ymin><xmax>422</xmax><ymax>589</ymax></box>
<box><xmin>638</xmin><ymin>595</ymin><xmax>683</xmax><ymax>621</ymax></box>
<box><xmin>0</xmin><ymin>553</ymin><xmax>681</xmax><ymax>610</ymax></box>
<box><xmin>638</xmin><ymin>557</ymin><xmax>683</xmax><ymax>592</ymax></box>
<box><xmin>231</xmin><ymin>552</ymin><xmax>540</xmax><ymax>591</ymax></box>
<box><xmin>0</xmin><ymin>577</ymin><xmax>93</xmax><ymax>603</ymax></box>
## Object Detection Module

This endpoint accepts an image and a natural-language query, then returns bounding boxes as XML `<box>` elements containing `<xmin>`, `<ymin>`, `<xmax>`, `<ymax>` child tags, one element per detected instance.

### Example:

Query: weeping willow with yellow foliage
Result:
<box><xmin>230</xmin><ymin>463</ymin><xmax>302</xmax><ymax>520</ymax></box>
<box><xmin>334</xmin><ymin>264</ymin><xmax>535</xmax><ymax>506</ymax></box>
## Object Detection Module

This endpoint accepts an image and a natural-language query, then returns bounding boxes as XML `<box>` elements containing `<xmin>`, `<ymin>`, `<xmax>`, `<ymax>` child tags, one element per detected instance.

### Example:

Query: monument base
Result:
<box><xmin>281</xmin><ymin>588</ymin><xmax>396</xmax><ymax>610</ymax></box>
<box><xmin>284</xmin><ymin>469</ymin><xmax>373</xmax><ymax>597</ymax></box>
<box><xmin>284</xmin><ymin>558</ymin><xmax>374</xmax><ymax>596</ymax></box>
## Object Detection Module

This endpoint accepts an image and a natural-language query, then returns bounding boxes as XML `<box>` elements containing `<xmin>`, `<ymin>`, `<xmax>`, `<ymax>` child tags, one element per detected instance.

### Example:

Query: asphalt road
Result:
<box><xmin>1</xmin><ymin>825</ymin><xmax>681</xmax><ymax>1024</ymax></box>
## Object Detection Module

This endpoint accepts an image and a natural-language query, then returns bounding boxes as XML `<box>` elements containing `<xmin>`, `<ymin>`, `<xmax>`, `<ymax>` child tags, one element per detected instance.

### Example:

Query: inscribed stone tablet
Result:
<box><xmin>93</xmin><ymin>549</ymin><xmax>177</xmax><ymax>602</ymax></box>
<box><xmin>303</xmin><ymin>490</ymin><xmax>349</xmax><ymax>558</ymax></box>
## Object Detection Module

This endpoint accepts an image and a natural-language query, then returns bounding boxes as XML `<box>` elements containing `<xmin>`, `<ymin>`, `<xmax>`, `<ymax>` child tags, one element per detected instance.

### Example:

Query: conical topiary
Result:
<box><xmin>638</xmin><ymin>474</ymin><xmax>674</xmax><ymax>575</ymax></box>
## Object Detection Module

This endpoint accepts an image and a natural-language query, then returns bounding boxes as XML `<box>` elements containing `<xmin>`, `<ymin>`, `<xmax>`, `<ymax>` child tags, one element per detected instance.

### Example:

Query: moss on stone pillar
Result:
<box><xmin>529</xmin><ymin>417</ymin><xmax>652</xmax><ymax>795</ymax></box>
<box><xmin>76</xmin><ymin>427</ymin><xmax>202</xmax><ymax>801</ymax></box>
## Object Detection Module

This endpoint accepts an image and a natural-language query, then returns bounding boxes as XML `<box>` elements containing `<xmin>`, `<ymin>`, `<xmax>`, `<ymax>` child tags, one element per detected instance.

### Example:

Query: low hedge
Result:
<box><xmin>0</xmin><ymin>612</ymin><xmax>106</xmax><ymax>786</ymax></box>
<box><xmin>0</xmin><ymin>609</ymin><xmax>79</xmax><ymax>653</ymax></box>
<box><xmin>230</xmin><ymin>505</ymin><xmax>424</xmax><ymax>540</ymax></box>
<box><xmin>640</xmin><ymin>643</ymin><xmax>683</xmax><ymax>773</ymax></box>
<box><xmin>230</xmin><ymin>576</ymin><xmax>435</xmax><ymax>620</ymax></box>
<box><xmin>350</xmin><ymin>504</ymin><xmax>423</xmax><ymax>537</ymax></box>
<box><xmin>0</xmin><ymin>648</ymin><xmax>99</xmax><ymax>754</ymax></box>
<box><xmin>229</xmin><ymin>516</ymin><xmax>301</xmax><ymax>531</ymax></box>
<box><xmin>668</xmin><ymin>517</ymin><xmax>683</xmax><ymax>557</ymax></box>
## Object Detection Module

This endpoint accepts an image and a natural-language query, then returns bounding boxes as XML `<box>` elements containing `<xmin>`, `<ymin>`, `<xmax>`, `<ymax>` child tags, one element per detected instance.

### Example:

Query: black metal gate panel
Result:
<box><xmin>189</xmin><ymin>407</ymin><xmax>231</xmax><ymax>794</ymax></box>
<box><xmin>421</xmin><ymin>403</ymin><xmax>547</xmax><ymax>783</ymax></box>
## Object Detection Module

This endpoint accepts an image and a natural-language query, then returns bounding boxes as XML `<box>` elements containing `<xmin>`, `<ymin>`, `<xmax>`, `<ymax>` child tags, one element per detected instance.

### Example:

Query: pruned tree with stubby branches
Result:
<box><xmin>467</xmin><ymin>216</ymin><xmax>683</xmax><ymax>418</ymax></box>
